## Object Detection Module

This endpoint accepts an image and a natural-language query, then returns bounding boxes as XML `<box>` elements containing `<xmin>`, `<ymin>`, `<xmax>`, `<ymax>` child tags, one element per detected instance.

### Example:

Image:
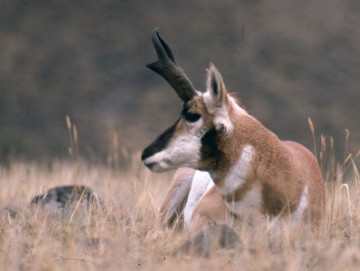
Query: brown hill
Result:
<box><xmin>0</xmin><ymin>0</ymin><xmax>359</xmax><ymax>162</ymax></box>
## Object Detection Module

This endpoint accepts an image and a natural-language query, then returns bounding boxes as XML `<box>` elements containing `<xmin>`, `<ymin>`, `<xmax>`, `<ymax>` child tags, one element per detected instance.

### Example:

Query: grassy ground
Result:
<box><xmin>0</xmin><ymin>148</ymin><xmax>360</xmax><ymax>271</ymax></box>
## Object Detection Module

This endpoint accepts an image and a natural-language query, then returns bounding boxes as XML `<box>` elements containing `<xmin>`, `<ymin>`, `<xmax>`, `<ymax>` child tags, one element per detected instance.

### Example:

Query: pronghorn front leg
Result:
<box><xmin>159</xmin><ymin>168</ymin><xmax>195</xmax><ymax>228</ymax></box>
<box><xmin>190</xmin><ymin>186</ymin><xmax>228</xmax><ymax>234</ymax></box>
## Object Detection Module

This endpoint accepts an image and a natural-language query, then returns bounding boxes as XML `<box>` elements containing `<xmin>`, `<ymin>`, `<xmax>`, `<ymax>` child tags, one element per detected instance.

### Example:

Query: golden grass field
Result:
<box><xmin>1</xmin><ymin>139</ymin><xmax>360</xmax><ymax>271</ymax></box>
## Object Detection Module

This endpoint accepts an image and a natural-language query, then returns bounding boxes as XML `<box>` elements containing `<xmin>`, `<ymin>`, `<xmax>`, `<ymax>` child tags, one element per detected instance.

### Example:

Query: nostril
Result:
<box><xmin>144</xmin><ymin>162</ymin><xmax>155</xmax><ymax>170</ymax></box>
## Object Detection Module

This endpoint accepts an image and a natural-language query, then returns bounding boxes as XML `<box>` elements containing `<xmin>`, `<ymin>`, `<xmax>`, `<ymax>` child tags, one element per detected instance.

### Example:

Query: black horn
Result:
<box><xmin>146</xmin><ymin>29</ymin><xmax>196</xmax><ymax>103</ymax></box>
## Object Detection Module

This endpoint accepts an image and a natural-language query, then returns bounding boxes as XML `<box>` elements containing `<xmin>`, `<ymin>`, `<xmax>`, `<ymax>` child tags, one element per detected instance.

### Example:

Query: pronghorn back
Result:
<box><xmin>142</xmin><ymin>30</ymin><xmax>325</xmax><ymax>233</ymax></box>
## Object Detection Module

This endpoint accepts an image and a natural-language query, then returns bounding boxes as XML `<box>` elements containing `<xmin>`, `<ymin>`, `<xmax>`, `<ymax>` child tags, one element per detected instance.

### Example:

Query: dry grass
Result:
<box><xmin>0</xmin><ymin>145</ymin><xmax>360</xmax><ymax>271</ymax></box>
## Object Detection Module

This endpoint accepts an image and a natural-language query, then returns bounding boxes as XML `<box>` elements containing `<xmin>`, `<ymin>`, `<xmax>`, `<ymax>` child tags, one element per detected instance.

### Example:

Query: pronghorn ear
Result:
<box><xmin>205</xmin><ymin>64</ymin><xmax>233</xmax><ymax>134</ymax></box>
<box><xmin>205</xmin><ymin>63</ymin><xmax>228</xmax><ymax>108</ymax></box>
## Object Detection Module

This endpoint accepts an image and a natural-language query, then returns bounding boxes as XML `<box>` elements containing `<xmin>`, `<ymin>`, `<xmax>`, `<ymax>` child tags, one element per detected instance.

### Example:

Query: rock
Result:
<box><xmin>31</xmin><ymin>185</ymin><xmax>101</xmax><ymax>210</ymax></box>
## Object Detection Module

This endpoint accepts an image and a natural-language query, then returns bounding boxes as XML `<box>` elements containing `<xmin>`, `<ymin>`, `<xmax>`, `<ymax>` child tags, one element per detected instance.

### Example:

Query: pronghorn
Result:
<box><xmin>142</xmin><ymin>30</ymin><xmax>326</xmax><ymax>234</ymax></box>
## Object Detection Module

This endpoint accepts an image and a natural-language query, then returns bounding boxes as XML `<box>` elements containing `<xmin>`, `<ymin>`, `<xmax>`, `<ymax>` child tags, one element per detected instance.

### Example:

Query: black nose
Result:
<box><xmin>141</xmin><ymin>147</ymin><xmax>152</xmax><ymax>161</ymax></box>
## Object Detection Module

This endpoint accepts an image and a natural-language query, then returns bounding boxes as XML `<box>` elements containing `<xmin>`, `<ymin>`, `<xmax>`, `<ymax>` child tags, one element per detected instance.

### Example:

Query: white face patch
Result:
<box><xmin>183</xmin><ymin>171</ymin><xmax>214</xmax><ymax>229</ymax></box>
<box><xmin>142</xmin><ymin>120</ymin><xmax>208</xmax><ymax>172</ymax></box>
<box><xmin>217</xmin><ymin>144</ymin><xmax>255</xmax><ymax>195</ymax></box>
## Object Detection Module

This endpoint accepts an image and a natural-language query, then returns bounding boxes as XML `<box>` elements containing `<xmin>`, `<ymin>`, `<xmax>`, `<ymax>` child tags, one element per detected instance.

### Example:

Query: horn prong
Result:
<box><xmin>147</xmin><ymin>30</ymin><xmax>196</xmax><ymax>102</ymax></box>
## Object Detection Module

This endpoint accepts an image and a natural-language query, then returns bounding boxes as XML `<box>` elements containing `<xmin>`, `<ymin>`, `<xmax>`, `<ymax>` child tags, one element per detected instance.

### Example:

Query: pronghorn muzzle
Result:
<box><xmin>141</xmin><ymin>120</ymin><xmax>179</xmax><ymax>171</ymax></box>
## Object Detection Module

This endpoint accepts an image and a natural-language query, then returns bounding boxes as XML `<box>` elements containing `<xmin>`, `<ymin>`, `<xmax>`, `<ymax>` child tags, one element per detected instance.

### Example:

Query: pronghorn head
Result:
<box><xmin>142</xmin><ymin>30</ymin><xmax>248</xmax><ymax>172</ymax></box>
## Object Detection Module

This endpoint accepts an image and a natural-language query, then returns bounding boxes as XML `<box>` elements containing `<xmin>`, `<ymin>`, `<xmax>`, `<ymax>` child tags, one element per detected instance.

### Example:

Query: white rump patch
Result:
<box><xmin>292</xmin><ymin>185</ymin><xmax>309</xmax><ymax>224</ymax></box>
<box><xmin>183</xmin><ymin>171</ymin><xmax>214</xmax><ymax>229</ymax></box>
<box><xmin>217</xmin><ymin>144</ymin><xmax>255</xmax><ymax>195</ymax></box>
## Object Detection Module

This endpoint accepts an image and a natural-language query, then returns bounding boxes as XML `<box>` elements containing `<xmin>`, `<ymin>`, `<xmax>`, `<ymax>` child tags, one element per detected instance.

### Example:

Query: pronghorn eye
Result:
<box><xmin>183</xmin><ymin>112</ymin><xmax>201</xmax><ymax>123</ymax></box>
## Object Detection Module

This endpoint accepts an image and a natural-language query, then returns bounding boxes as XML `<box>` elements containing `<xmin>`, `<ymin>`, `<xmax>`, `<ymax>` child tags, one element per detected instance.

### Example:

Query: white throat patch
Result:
<box><xmin>217</xmin><ymin>144</ymin><xmax>255</xmax><ymax>195</ymax></box>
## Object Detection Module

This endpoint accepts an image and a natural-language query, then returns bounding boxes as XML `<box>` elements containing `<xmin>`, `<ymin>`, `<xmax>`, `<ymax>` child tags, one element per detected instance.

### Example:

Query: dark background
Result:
<box><xmin>0</xmin><ymin>0</ymin><xmax>359</xmax><ymax>163</ymax></box>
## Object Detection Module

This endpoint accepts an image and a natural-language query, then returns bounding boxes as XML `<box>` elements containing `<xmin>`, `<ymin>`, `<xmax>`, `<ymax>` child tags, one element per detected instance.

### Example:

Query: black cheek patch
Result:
<box><xmin>200</xmin><ymin>129</ymin><xmax>220</xmax><ymax>166</ymax></box>
<box><xmin>141</xmin><ymin>119</ymin><xmax>179</xmax><ymax>161</ymax></box>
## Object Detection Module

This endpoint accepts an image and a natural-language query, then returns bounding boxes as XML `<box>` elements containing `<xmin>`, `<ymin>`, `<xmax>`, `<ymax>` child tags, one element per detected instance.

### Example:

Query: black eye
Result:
<box><xmin>183</xmin><ymin>112</ymin><xmax>201</xmax><ymax>123</ymax></box>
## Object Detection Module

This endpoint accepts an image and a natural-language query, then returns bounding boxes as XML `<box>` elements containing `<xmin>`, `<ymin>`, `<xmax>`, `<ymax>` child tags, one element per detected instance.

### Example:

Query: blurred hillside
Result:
<box><xmin>0</xmin><ymin>0</ymin><xmax>359</xmax><ymax>162</ymax></box>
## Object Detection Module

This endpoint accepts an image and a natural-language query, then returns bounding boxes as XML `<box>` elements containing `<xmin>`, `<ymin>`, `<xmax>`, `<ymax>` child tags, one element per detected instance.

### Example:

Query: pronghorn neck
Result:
<box><xmin>201</xmin><ymin>113</ymin><xmax>285</xmax><ymax>200</ymax></box>
<box><xmin>211</xmin><ymin>144</ymin><xmax>255</xmax><ymax>194</ymax></box>
<box><xmin>201</xmin><ymin>113</ymin><xmax>270</xmax><ymax>182</ymax></box>
<box><xmin>204</xmin><ymin>112</ymin><xmax>312</xmax><ymax>219</ymax></box>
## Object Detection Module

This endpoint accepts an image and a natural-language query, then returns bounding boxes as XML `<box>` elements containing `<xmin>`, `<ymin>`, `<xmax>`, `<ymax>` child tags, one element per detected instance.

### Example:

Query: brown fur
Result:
<box><xmin>190</xmin><ymin>186</ymin><xmax>227</xmax><ymax>234</ymax></box>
